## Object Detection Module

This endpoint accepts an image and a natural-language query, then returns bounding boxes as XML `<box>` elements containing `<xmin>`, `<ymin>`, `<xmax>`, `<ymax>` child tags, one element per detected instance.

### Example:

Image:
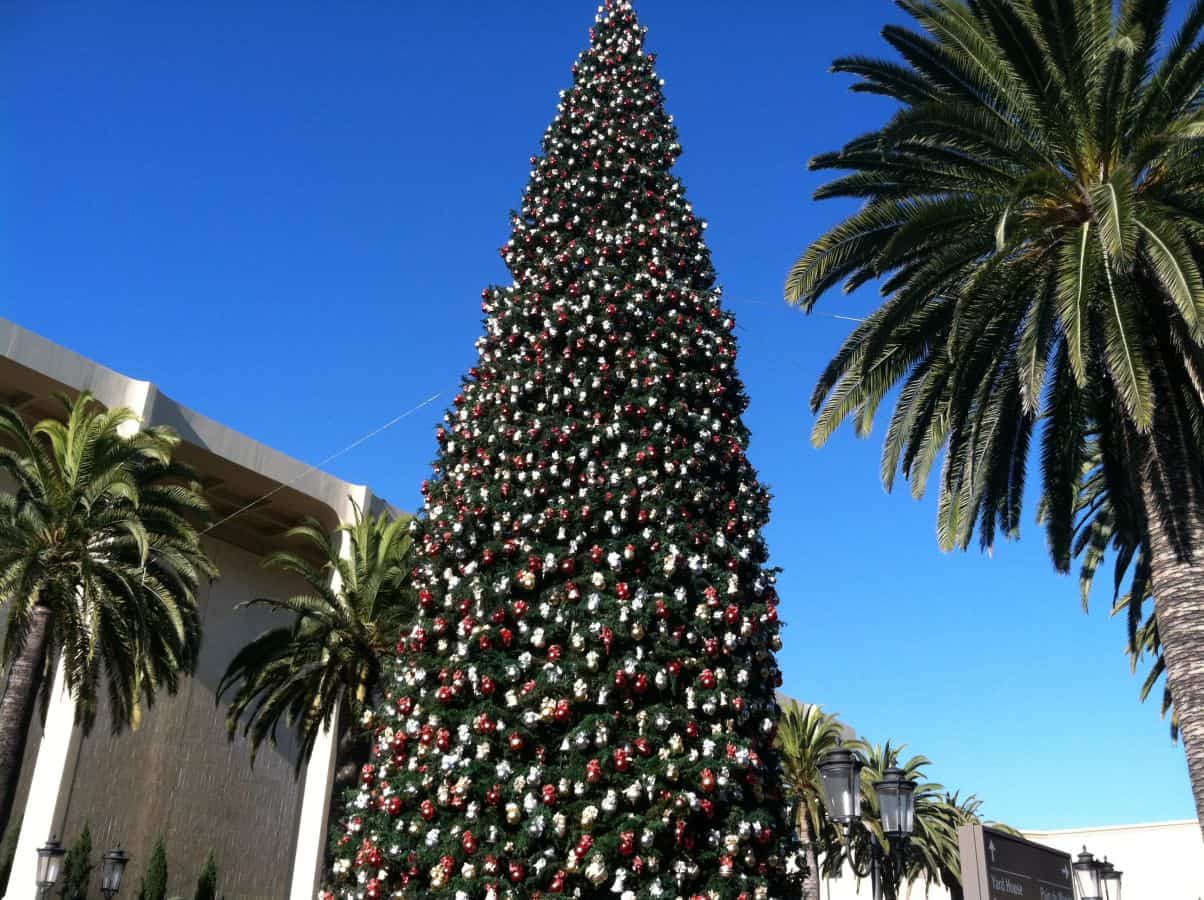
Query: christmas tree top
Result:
<box><xmin>328</xmin><ymin>2</ymin><xmax>794</xmax><ymax>898</ymax></box>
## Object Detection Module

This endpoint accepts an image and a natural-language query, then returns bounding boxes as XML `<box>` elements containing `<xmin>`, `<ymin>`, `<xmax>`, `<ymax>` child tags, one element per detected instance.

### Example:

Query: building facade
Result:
<box><xmin>0</xmin><ymin>318</ymin><xmax>390</xmax><ymax>899</ymax></box>
<box><xmin>808</xmin><ymin>822</ymin><xmax>1202</xmax><ymax>899</ymax></box>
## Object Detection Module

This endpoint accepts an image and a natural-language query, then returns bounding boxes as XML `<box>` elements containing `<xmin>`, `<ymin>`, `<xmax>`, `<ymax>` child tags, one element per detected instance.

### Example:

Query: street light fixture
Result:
<box><xmin>35</xmin><ymin>837</ymin><xmax>66</xmax><ymax>899</ymax></box>
<box><xmin>1073</xmin><ymin>847</ymin><xmax>1103</xmax><ymax>900</ymax></box>
<box><xmin>817</xmin><ymin>745</ymin><xmax>863</xmax><ymax>825</ymax></box>
<box><xmin>99</xmin><ymin>847</ymin><xmax>129</xmax><ymax>899</ymax></box>
<box><xmin>1098</xmin><ymin>858</ymin><xmax>1122</xmax><ymax>900</ymax></box>
<box><xmin>874</xmin><ymin>767</ymin><xmax>917</xmax><ymax>840</ymax></box>
<box><xmin>816</xmin><ymin>745</ymin><xmax>917</xmax><ymax>900</ymax></box>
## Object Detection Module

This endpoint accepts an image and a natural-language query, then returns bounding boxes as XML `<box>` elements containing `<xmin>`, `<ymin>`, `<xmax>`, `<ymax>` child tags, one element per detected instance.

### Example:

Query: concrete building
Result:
<box><xmin>811</xmin><ymin>822</ymin><xmax>1202</xmax><ymax>898</ymax></box>
<box><xmin>1024</xmin><ymin>820</ymin><xmax>1204</xmax><ymax>900</ymax></box>
<box><xmin>0</xmin><ymin>318</ymin><xmax>395</xmax><ymax>899</ymax></box>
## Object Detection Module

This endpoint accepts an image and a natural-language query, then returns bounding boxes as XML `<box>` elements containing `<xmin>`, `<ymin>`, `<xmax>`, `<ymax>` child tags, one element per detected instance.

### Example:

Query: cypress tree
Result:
<box><xmin>327</xmin><ymin>2</ymin><xmax>793</xmax><ymax>897</ymax></box>
<box><xmin>137</xmin><ymin>838</ymin><xmax>167</xmax><ymax>900</ymax></box>
<box><xmin>59</xmin><ymin>824</ymin><xmax>92</xmax><ymax>900</ymax></box>
<box><xmin>193</xmin><ymin>851</ymin><xmax>218</xmax><ymax>900</ymax></box>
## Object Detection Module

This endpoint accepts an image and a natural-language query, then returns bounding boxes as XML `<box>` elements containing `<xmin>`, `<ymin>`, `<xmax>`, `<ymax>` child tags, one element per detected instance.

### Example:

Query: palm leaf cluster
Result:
<box><xmin>775</xmin><ymin>701</ymin><xmax>1003</xmax><ymax>898</ymax></box>
<box><xmin>787</xmin><ymin>0</ymin><xmax>1204</xmax><ymax>566</ymax></box>
<box><xmin>776</xmin><ymin>700</ymin><xmax>847</xmax><ymax>891</ymax></box>
<box><xmin>217</xmin><ymin>506</ymin><xmax>414</xmax><ymax>770</ymax></box>
<box><xmin>841</xmin><ymin>742</ymin><xmax>980</xmax><ymax>899</ymax></box>
<box><xmin>1071</xmin><ymin>435</ymin><xmax>1176</xmax><ymax>735</ymax></box>
<box><xmin>0</xmin><ymin>393</ymin><xmax>215</xmax><ymax>732</ymax></box>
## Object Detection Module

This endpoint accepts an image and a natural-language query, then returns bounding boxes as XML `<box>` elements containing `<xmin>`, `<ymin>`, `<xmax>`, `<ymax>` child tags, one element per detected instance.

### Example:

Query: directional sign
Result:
<box><xmin>958</xmin><ymin>824</ymin><xmax>1074</xmax><ymax>900</ymax></box>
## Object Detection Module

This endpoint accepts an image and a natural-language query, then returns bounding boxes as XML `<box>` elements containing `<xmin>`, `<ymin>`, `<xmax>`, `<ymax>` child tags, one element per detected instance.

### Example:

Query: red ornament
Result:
<box><xmin>613</xmin><ymin>747</ymin><xmax>631</xmax><ymax>772</ymax></box>
<box><xmin>462</xmin><ymin>831</ymin><xmax>478</xmax><ymax>854</ymax></box>
<box><xmin>701</xmin><ymin>768</ymin><xmax>717</xmax><ymax>792</ymax></box>
<box><xmin>586</xmin><ymin>758</ymin><xmax>603</xmax><ymax>782</ymax></box>
<box><xmin>420</xmin><ymin>799</ymin><xmax>436</xmax><ymax>821</ymax></box>
<box><xmin>386</xmin><ymin>796</ymin><xmax>403</xmax><ymax>817</ymax></box>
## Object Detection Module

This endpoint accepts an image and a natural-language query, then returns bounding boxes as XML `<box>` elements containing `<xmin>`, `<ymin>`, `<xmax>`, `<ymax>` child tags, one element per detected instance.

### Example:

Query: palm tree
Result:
<box><xmin>1072</xmin><ymin>439</ymin><xmax>1177</xmax><ymax>736</ymax></box>
<box><xmin>837</xmin><ymin>742</ymin><xmax>965</xmax><ymax>900</ymax></box>
<box><xmin>0</xmin><ymin>393</ymin><xmax>215</xmax><ymax>837</ymax></box>
<box><xmin>217</xmin><ymin>505</ymin><xmax>413</xmax><ymax>783</ymax></box>
<box><xmin>787</xmin><ymin>0</ymin><xmax>1204</xmax><ymax>827</ymax></box>
<box><xmin>775</xmin><ymin>700</ymin><xmax>846</xmax><ymax>899</ymax></box>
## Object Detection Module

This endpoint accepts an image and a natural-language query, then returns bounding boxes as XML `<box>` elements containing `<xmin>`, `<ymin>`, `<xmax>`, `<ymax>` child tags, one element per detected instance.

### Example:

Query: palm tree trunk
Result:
<box><xmin>1141</xmin><ymin>477</ymin><xmax>1204</xmax><ymax>834</ymax></box>
<box><xmin>798</xmin><ymin>815</ymin><xmax>821</xmax><ymax>900</ymax></box>
<box><xmin>0</xmin><ymin>605</ymin><xmax>52</xmax><ymax>839</ymax></box>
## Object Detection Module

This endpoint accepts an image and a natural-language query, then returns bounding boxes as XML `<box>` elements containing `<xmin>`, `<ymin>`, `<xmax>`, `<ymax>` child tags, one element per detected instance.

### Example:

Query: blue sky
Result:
<box><xmin>2</xmin><ymin>0</ymin><xmax>1192</xmax><ymax>829</ymax></box>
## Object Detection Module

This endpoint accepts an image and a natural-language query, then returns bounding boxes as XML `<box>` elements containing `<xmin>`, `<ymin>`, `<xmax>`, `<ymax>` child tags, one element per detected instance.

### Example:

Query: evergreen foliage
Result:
<box><xmin>59</xmin><ymin>824</ymin><xmax>93</xmax><ymax>900</ymax></box>
<box><xmin>137</xmin><ymin>838</ymin><xmax>167</xmax><ymax>900</ymax></box>
<box><xmin>326</xmin><ymin>2</ymin><xmax>791</xmax><ymax>897</ymax></box>
<box><xmin>193</xmin><ymin>851</ymin><xmax>217</xmax><ymax>900</ymax></box>
<box><xmin>0</xmin><ymin>815</ymin><xmax>21</xmax><ymax>895</ymax></box>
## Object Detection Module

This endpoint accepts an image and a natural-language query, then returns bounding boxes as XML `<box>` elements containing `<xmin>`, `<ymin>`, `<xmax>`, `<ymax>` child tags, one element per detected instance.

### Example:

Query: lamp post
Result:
<box><xmin>1073</xmin><ymin>847</ymin><xmax>1123</xmax><ymax>900</ymax></box>
<box><xmin>99</xmin><ymin>847</ymin><xmax>129</xmax><ymax>899</ymax></box>
<box><xmin>34</xmin><ymin>838</ymin><xmax>66</xmax><ymax>899</ymax></box>
<box><xmin>817</xmin><ymin>745</ymin><xmax>917</xmax><ymax>900</ymax></box>
<box><xmin>1098</xmin><ymin>858</ymin><xmax>1122</xmax><ymax>900</ymax></box>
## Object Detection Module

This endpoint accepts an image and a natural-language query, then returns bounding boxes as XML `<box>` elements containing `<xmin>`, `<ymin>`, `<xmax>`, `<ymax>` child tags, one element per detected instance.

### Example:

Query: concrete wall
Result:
<box><xmin>815</xmin><ymin>820</ymin><xmax>1203</xmax><ymax>899</ymax></box>
<box><xmin>56</xmin><ymin>536</ymin><xmax>311</xmax><ymax>900</ymax></box>
<box><xmin>1023</xmin><ymin>820</ymin><xmax>1204</xmax><ymax>900</ymax></box>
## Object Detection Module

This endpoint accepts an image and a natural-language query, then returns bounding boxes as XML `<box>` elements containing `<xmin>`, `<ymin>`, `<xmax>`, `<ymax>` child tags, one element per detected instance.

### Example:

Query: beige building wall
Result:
<box><xmin>1024</xmin><ymin>820</ymin><xmax>1204</xmax><ymax>900</ymax></box>
<box><xmin>0</xmin><ymin>318</ymin><xmax>388</xmax><ymax>899</ymax></box>
<box><xmin>817</xmin><ymin>820</ymin><xmax>1203</xmax><ymax>899</ymax></box>
<box><xmin>57</xmin><ymin>537</ymin><xmax>311</xmax><ymax>900</ymax></box>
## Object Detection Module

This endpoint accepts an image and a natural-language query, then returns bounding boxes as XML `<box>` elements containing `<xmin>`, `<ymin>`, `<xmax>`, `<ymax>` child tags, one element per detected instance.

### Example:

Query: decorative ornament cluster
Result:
<box><xmin>326</xmin><ymin>1</ymin><xmax>795</xmax><ymax>897</ymax></box>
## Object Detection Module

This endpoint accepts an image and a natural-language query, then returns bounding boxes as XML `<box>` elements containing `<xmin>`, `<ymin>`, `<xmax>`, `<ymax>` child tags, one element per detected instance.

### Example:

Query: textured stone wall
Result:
<box><xmin>58</xmin><ymin>536</ymin><xmax>310</xmax><ymax>899</ymax></box>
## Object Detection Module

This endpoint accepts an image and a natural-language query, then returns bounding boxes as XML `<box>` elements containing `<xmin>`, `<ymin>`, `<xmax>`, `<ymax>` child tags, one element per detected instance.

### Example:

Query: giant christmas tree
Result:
<box><xmin>327</xmin><ymin>3</ymin><xmax>793</xmax><ymax>898</ymax></box>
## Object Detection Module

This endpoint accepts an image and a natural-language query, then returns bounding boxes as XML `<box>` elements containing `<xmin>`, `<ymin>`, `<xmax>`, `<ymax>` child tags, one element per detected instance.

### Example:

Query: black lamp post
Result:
<box><xmin>817</xmin><ymin>746</ymin><xmax>918</xmax><ymax>900</ymax></box>
<box><xmin>1073</xmin><ymin>847</ymin><xmax>1102</xmax><ymax>900</ymax></box>
<box><xmin>1073</xmin><ymin>847</ymin><xmax>1123</xmax><ymax>900</ymax></box>
<box><xmin>1098</xmin><ymin>858</ymin><xmax>1123</xmax><ymax>900</ymax></box>
<box><xmin>99</xmin><ymin>847</ymin><xmax>129</xmax><ymax>899</ymax></box>
<box><xmin>35</xmin><ymin>838</ymin><xmax>66</xmax><ymax>899</ymax></box>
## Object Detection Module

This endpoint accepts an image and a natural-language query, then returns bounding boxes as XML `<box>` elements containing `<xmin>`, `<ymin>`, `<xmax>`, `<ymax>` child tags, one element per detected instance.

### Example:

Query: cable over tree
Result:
<box><xmin>325</xmin><ymin>2</ymin><xmax>792</xmax><ymax>898</ymax></box>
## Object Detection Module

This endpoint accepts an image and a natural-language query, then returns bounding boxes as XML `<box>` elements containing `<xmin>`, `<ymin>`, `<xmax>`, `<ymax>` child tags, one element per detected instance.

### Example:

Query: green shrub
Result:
<box><xmin>192</xmin><ymin>851</ymin><xmax>217</xmax><ymax>900</ymax></box>
<box><xmin>137</xmin><ymin>838</ymin><xmax>167</xmax><ymax>900</ymax></box>
<box><xmin>191</xmin><ymin>851</ymin><xmax>217</xmax><ymax>900</ymax></box>
<box><xmin>59</xmin><ymin>824</ymin><xmax>93</xmax><ymax>900</ymax></box>
<box><xmin>0</xmin><ymin>814</ymin><xmax>22</xmax><ymax>895</ymax></box>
